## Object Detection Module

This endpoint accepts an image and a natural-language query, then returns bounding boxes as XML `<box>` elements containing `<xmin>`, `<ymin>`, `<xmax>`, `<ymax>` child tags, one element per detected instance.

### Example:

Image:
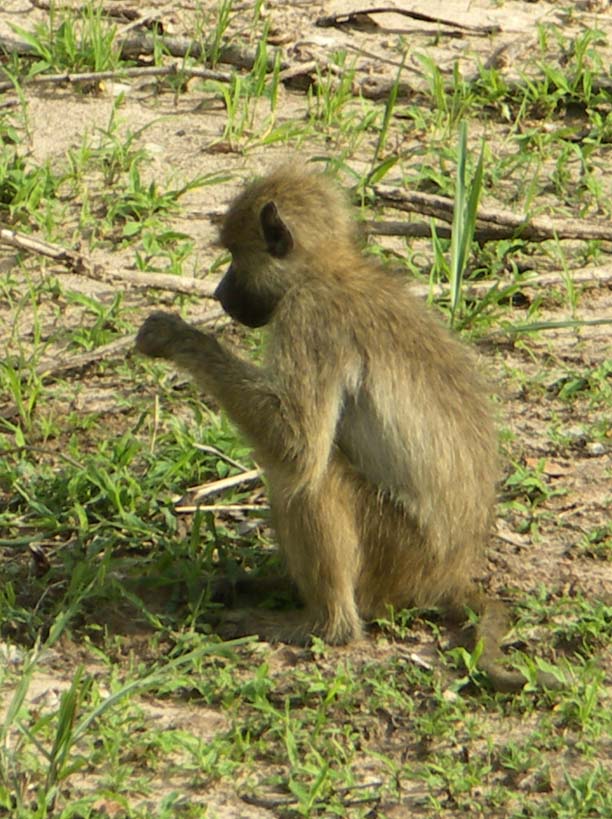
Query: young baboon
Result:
<box><xmin>136</xmin><ymin>165</ymin><xmax>559</xmax><ymax>692</ymax></box>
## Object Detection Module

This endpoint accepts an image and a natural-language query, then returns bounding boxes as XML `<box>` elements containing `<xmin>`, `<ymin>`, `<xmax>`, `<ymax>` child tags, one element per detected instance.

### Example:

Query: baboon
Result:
<box><xmin>136</xmin><ymin>165</ymin><xmax>560</xmax><ymax>692</ymax></box>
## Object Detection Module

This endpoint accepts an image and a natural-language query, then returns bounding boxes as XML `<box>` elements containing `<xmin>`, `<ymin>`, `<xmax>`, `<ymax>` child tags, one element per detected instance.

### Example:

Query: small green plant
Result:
<box><xmin>308</xmin><ymin>52</ymin><xmax>358</xmax><ymax>130</ymax></box>
<box><xmin>0</xmin><ymin>149</ymin><xmax>61</xmax><ymax>227</ymax></box>
<box><xmin>64</xmin><ymin>292</ymin><xmax>128</xmax><ymax>349</ymax></box>
<box><xmin>448</xmin><ymin>121</ymin><xmax>485</xmax><ymax>326</ymax></box>
<box><xmin>0</xmin><ymin>361</ymin><xmax>44</xmax><ymax>436</ymax></box>
<box><xmin>503</xmin><ymin>459</ymin><xmax>564</xmax><ymax>506</ymax></box>
<box><xmin>428</xmin><ymin>122</ymin><xmax>485</xmax><ymax>326</ymax></box>
<box><xmin>12</xmin><ymin>1</ymin><xmax>120</xmax><ymax>75</ymax></box>
<box><xmin>575</xmin><ymin>525</ymin><xmax>611</xmax><ymax>562</ymax></box>
<box><xmin>368</xmin><ymin>54</ymin><xmax>405</xmax><ymax>176</ymax></box>
<box><xmin>207</xmin><ymin>0</ymin><xmax>234</xmax><ymax>66</ymax></box>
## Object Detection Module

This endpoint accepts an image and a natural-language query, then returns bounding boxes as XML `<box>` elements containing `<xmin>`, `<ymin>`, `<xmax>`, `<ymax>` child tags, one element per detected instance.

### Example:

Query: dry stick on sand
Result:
<box><xmin>118</xmin><ymin>34</ymin><xmax>287</xmax><ymax>72</ymax></box>
<box><xmin>0</xmin><ymin>31</ymin><xmax>332</xmax><ymax>99</ymax></box>
<box><xmin>191</xmin><ymin>444</ymin><xmax>251</xmax><ymax>474</ymax></box>
<box><xmin>0</xmin><ymin>32</ymin><xmax>397</xmax><ymax>103</ymax></box>
<box><xmin>316</xmin><ymin>6</ymin><xmax>500</xmax><ymax>35</ymax></box>
<box><xmin>0</xmin><ymin>32</ymin><xmax>282</xmax><ymax>72</ymax></box>
<box><xmin>0</xmin><ymin>227</ymin><xmax>223</xmax><ymax>391</ymax></box>
<box><xmin>372</xmin><ymin>186</ymin><xmax>612</xmax><ymax>243</ymax></box>
<box><xmin>35</xmin><ymin>309</ymin><xmax>227</xmax><ymax>379</ymax></box>
<box><xmin>176</xmin><ymin>503</ymin><xmax>267</xmax><ymax>513</ymax></box>
<box><xmin>0</xmin><ymin>64</ymin><xmax>232</xmax><ymax>94</ymax></box>
<box><xmin>412</xmin><ymin>266</ymin><xmax>612</xmax><ymax>302</ymax></box>
<box><xmin>0</xmin><ymin>226</ymin><xmax>220</xmax><ymax>298</ymax></box>
<box><xmin>30</xmin><ymin>0</ymin><xmax>141</xmax><ymax>19</ymax></box>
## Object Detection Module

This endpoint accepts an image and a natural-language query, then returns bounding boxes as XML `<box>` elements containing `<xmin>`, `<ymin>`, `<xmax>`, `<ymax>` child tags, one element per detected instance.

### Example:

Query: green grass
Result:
<box><xmin>0</xmin><ymin>2</ymin><xmax>611</xmax><ymax>817</ymax></box>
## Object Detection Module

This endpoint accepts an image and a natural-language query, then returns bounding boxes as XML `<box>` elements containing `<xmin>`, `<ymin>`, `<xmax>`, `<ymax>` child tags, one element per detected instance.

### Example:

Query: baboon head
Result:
<box><xmin>214</xmin><ymin>165</ymin><xmax>357</xmax><ymax>328</ymax></box>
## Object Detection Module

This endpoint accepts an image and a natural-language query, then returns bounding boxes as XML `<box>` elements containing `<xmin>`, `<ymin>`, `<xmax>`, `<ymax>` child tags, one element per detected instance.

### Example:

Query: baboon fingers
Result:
<box><xmin>136</xmin><ymin>311</ymin><xmax>194</xmax><ymax>359</ymax></box>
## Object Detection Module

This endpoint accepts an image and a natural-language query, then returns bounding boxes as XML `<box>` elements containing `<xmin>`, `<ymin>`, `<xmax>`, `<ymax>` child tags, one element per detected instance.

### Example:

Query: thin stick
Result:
<box><xmin>366</xmin><ymin>220</ymin><xmax>452</xmax><ymax>239</ymax></box>
<box><xmin>0</xmin><ymin>226</ymin><xmax>220</xmax><ymax>297</ymax></box>
<box><xmin>3</xmin><ymin>225</ymin><xmax>608</xmax><ymax>305</ymax></box>
<box><xmin>175</xmin><ymin>503</ymin><xmax>267</xmax><ymax>514</ymax></box>
<box><xmin>408</xmin><ymin>265</ymin><xmax>612</xmax><ymax>301</ymax></box>
<box><xmin>316</xmin><ymin>7</ymin><xmax>500</xmax><ymax>35</ymax></box>
<box><xmin>0</xmin><ymin>445</ymin><xmax>84</xmax><ymax>470</ymax></box>
<box><xmin>34</xmin><ymin>310</ymin><xmax>226</xmax><ymax>378</ymax></box>
<box><xmin>0</xmin><ymin>310</ymin><xmax>227</xmax><ymax>423</ymax></box>
<box><xmin>373</xmin><ymin>186</ymin><xmax>612</xmax><ymax>243</ymax></box>
<box><xmin>187</xmin><ymin>468</ymin><xmax>262</xmax><ymax>500</ymax></box>
<box><xmin>36</xmin><ymin>335</ymin><xmax>135</xmax><ymax>379</ymax></box>
<box><xmin>0</xmin><ymin>64</ymin><xmax>232</xmax><ymax>93</ymax></box>
<box><xmin>30</xmin><ymin>0</ymin><xmax>140</xmax><ymax>19</ymax></box>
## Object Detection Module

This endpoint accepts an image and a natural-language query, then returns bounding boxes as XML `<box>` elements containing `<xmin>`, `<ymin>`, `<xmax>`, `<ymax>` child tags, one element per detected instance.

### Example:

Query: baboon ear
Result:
<box><xmin>260</xmin><ymin>201</ymin><xmax>294</xmax><ymax>258</ymax></box>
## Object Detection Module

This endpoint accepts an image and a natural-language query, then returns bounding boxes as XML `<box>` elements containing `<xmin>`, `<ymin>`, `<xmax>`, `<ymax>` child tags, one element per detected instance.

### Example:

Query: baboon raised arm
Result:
<box><xmin>136</xmin><ymin>165</ymin><xmax>561</xmax><ymax>692</ymax></box>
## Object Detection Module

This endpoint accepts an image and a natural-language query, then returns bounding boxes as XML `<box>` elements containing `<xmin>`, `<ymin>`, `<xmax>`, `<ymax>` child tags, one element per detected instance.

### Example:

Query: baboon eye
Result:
<box><xmin>260</xmin><ymin>201</ymin><xmax>294</xmax><ymax>258</ymax></box>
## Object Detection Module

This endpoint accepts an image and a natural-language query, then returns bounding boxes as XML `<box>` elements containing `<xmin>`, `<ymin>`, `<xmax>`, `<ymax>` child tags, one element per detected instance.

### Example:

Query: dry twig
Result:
<box><xmin>30</xmin><ymin>0</ymin><xmax>141</xmax><ymax>19</ymax></box>
<box><xmin>175</xmin><ymin>503</ymin><xmax>267</xmax><ymax>514</ymax></box>
<box><xmin>187</xmin><ymin>468</ymin><xmax>263</xmax><ymax>502</ymax></box>
<box><xmin>118</xmin><ymin>34</ymin><xmax>286</xmax><ymax>72</ymax></box>
<box><xmin>373</xmin><ymin>186</ymin><xmax>612</xmax><ymax>243</ymax></box>
<box><xmin>366</xmin><ymin>220</ymin><xmax>452</xmax><ymax>239</ymax></box>
<box><xmin>408</xmin><ymin>265</ymin><xmax>612</xmax><ymax>301</ymax></box>
<box><xmin>316</xmin><ymin>7</ymin><xmax>499</xmax><ymax>35</ymax></box>
<box><xmin>0</xmin><ymin>226</ymin><xmax>220</xmax><ymax>297</ymax></box>
<box><xmin>0</xmin><ymin>64</ymin><xmax>232</xmax><ymax>94</ymax></box>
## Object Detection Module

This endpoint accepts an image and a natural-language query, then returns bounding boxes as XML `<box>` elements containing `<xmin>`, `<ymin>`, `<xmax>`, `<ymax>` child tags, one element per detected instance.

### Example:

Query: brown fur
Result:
<box><xmin>136</xmin><ymin>166</ymin><xmax>561</xmax><ymax>692</ymax></box>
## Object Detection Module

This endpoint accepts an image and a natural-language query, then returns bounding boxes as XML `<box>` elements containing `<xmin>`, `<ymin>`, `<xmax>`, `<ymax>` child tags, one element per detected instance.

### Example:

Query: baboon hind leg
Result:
<box><xmin>271</xmin><ymin>460</ymin><xmax>365</xmax><ymax>645</ymax></box>
<box><xmin>213</xmin><ymin>462</ymin><xmax>364</xmax><ymax>646</ymax></box>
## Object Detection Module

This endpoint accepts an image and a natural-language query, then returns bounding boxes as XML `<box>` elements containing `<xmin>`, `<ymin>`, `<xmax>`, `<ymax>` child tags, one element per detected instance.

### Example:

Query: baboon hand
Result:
<box><xmin>136</xmin><ymin>311</ymin><xmax>194</xmax><ymax>359</ymax></box>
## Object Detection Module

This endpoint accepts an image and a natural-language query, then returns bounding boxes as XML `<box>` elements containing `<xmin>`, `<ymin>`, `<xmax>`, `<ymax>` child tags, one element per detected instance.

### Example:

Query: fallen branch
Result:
<box><xmin>366</xmin><ymin>219</ymin><xmax>452</xmax><ymax>239</ymax></box>
<box><xmin>34</xmin><ymin>308</ymin><xmax>226</xmax><ymax>380</ymax></box>
<box><xmin>488</xmin><ymin>317</ymin><xmax>612</xmax><ymax>338</ymax></box>
<box><xmin>316</xmin><ymin>7</ymin><xmax>499</xmax><ymax>35</ymax></box>
<box><xmin>0</xmin><ymin>33</ymin><xmax>418</xmax><ymax>103</ymax></box>
<box><xmin>37</xmin><ymin>335</ymin><xmax>135</xmax><ymax>379</ymax></box>
<box><xmin>408</xmin><ymin>265</ymin><xmax>612</xmax><ymax>301</ymax></box>
<box><xmin>0</xmin><ymin>30</ymin><xmax>285</xmax><ymax>73</ymax></box>
<box><xmin>3</xmin><ymin>223</ymin><xmax>609</xmax><ymax>309</ymax></box>
<box><xmin>30</xmin><ymin>0</ymin><xmax>140</xmax><ymax>20</ymax></box>
<box><xmin>373</xmin><ymin>186</ymin><xmax>612</xmax><ymax>243</ymax></box>
<box><xmin>0</xmin><ymin>64</ymin><xmax>232</xmax><ymax>94</ymax></box>
<box><xmin>118</xmin><ymin>34</ymin><xmax>287</xmax><ymax>72</ymax></box>
<box><xmin>0</xmin><ymin>31</ymin><xmax>287</xmax><ymax>91</ymax></box>
<box><xmin>0</xmin><ymin>225</ymin><xmax>220</xmax><ymax>297</ymax></box>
